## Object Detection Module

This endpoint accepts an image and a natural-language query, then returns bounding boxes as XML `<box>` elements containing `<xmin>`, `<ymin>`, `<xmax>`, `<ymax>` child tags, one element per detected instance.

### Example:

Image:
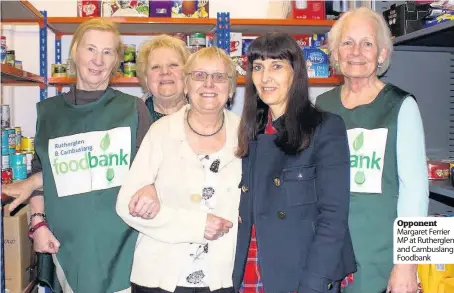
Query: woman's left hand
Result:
<box><xmin>387</xmin><ymin>264</ymin><xmax>418</xmax><ymax>293</ymax></box>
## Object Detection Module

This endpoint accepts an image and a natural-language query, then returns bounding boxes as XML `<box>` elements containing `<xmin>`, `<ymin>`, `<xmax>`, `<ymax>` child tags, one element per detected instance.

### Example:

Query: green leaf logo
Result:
<box><xmin>100</xmin><ymin>133</ymin><xmax>110</xmax><ymax>152</ymax></box>
<box><xmin>354</xmin><ymin>171</ymin><xmax>366</xmax><ymax>185</ymax></box>
<box><xmin>106</xmin><ymin>168</ymin><xmax>115</xmax><ymax>182</ymax></box>
<box><xmin>353</xmin><ymin>132</ymin><xmax>364</xmax><ymax>151</ymax></box>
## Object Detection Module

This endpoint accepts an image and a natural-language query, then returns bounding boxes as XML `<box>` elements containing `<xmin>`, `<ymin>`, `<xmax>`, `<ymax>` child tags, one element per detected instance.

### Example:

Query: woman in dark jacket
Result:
<box><xmin>233</xmin><ymin>32</ymin><xmax>357</xmax><ymax>293</ymax></box>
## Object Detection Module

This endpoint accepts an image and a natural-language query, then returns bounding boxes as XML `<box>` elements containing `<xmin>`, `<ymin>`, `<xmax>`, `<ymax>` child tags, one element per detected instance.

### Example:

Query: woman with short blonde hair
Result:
<box><xmin>3</xmin><ymin>18</ymin><xmax>153</xmax><ymax>293</ymax></box>
<box><xmin>136</xmin><ymin>35</ymin><xmax>191</xmax><ymax>121</ymax></box>
<box><xmin>117</xmin><ymin>46</ymin><xmax>240</xmax><ymax>293</ymax></box>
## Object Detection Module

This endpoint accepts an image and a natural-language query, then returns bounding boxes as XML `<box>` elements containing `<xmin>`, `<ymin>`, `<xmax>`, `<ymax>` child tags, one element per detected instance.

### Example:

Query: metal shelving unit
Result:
<box><xmin>393</xmin><ymin>20</ymin><xmax>454</xmax><ymax>52</ymax></box>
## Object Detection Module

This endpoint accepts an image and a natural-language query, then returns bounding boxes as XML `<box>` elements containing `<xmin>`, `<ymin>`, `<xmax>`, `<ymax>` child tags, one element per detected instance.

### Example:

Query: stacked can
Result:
<box><xmin>123</xmin><ymin>44</ymin><xmax>136</xmax><ymax>77</ymax></box>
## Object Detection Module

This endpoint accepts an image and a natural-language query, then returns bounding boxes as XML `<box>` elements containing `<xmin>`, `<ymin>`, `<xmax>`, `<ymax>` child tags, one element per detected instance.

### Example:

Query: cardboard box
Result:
<box><xmin>149</xmin><ymin>0</ymin><xmax>172</xmax><ymax>17</ymax></box>
<box><xmin>77</xmin><ymin>0</ymin><xmax>101</xmax><ymax>17</ymax></box>
<box><xmin>101</xmin><ymin>0</ymin><xmax>150</xmax><ymax>17</ymax></box>
<box><xmin>303</xmin><ymin>48</ymin><xmax>329</xmax><ymax>78</ymax></box>
<box><xmin>382</xmin><ymin>2</ymin><xmax>430</xmax><ymax>37</ymax></box>
<box><xmin>292</xmin><ymin>1</ymin><xmax>326</xmax><ymax>20</ymax></box>
<box><xmin>4</xmin><ymin>205</ymin><xmax>32</xmax><ymax>293</ymax></box>
<box><xmin>171</xmin><ymin>0</ymin><xmax>209</xmax><ymax>18</ymax></box>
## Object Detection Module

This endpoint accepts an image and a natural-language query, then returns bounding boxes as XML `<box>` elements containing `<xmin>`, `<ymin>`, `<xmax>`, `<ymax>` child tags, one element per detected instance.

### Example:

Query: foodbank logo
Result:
<box><xmin>350</xmin><ymin>132</ymin><xmax>383</xmax><ymax>185</ymax></box>
<box><xmin>52</xmin><ymin>133</ymin><xmax>129</xmax><ymax>182</ymax></box>
<box><xmin>100</xmin><ymin>133</ymin><xmax>115</xmax><ymax>182</ymax></box>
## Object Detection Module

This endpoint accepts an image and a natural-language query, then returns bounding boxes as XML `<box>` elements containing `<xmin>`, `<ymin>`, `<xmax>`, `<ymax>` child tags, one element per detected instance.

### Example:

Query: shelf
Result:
<box><xmin>1</xmin><ymin>64</ymin><xmax>44</xmax><ymax>85</ymax></box>
<box><xmin>49</xmin><ymin>75</ymin><xmax>343</xmax><ymax>87</ymax></box>
<box><xmin>46</xmin><ymin>17</ymin><xmax>217</xmax><ymax>35</ymax></box>
<box><xmin>1</xmin><ymin>0</ymin><xmax>43</xmax><ymax>22</ymax></box>
<box><xmin>393</xmin><ymin>21</ymin><xmax>454</xmax><ymax>48</ymax></box>
<box><xmin>430</xmin><ymin>180</ymin><xmax>454</xmax><ymax>199</ymax></box>
<box><xmin>237</xmin><ymin>75</ymin><xmax>343</xmax><ymax>86</ymax></box>
<box><xmin>230</xmin><ymin>19</ymin><xmax>336</xmax><ymax>35</ymax></box>
<box><xmin>49</xmin><ymin>76</ymin><xmax>140</xmax><ymax>87</ymax></box>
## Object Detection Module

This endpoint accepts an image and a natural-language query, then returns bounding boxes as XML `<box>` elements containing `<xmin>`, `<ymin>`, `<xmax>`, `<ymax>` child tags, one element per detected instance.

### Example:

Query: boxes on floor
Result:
<box><xmin>101</xmin><ymin>0</ymin><xmax>149</xmax><ymax>17</ymax></box>
<box><xmin>4</xmin><ymin>204</ymin><xmax>33</xmax><ymax>293</ymax></box>
<box><xmin>291</xmin><ymin>1</ymin><xmax>326</xmax><ymax>20</ymax></box>
<box><xmin>171</xmin><ymin>0</ymin><xmax>209</xmax><ymax>18</ymax></box>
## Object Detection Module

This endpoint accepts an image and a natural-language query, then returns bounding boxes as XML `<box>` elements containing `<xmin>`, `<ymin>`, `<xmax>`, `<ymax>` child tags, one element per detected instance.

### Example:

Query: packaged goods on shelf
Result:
<box><xmin>1</xmin><ymin>104</ymin><xmax>10</xmax><ymax>128</ymax></box>
<box><xmin>382</xmin><ymin>2</ymin><xmax>430</xmax><ymax>38</ymax></box>
<box><xmin>150</xmin><ymin>0</ymin><xmax>172</xmax><ymax>17</ymax></box>
<box><xmin>123</xmin><ymin>62</ymin><xmax>137</xmax><ymax>77</ymax></box>
<box><xmin>1</xmin><ymin>36</ymin><xmax>6</xmax><ymax>64</ymax></box>
<box><xmin>51</xmin><ymin>63</ymin><xmax>67</xmax><ymax>78</ymax></box>
<box><xmin>427</xmin><ymin>160</ymin><xmax>450</xmax><ymax>180</ymax></box>
<box><xmin>291</xmin><ymin>0</ymin><xmax>326</xmax><ymax>20</ymax></box>
<box><xmin>424</xmin><ymin>11</ymin><xmax>454</xmax><ymax>28</ymax></box>
<box><xmin>101</xmin><ymin>0</ymin><xmax>149</xmax><ymax>17</ymax></box>
<box><xmin>171</xmin><ymin>0</ymin><xmax>209</xmax><ymax>18</ymax></box>
<box><xmin>77</xmin><ymin>0</ymin><xmax>101</xmax><ymax>17</ymax></box>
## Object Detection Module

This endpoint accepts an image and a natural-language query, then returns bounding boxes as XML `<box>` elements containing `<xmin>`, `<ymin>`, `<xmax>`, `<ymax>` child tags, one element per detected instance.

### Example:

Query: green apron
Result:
<box><xmin>316</xmin><ymin>84</ymin><xmax>411</xmax><ymax>293</ymax></box>
<box><xmin>34</xmin><ymin>88</ymin><xmax>139</xmax><ymax>293</ymax></box>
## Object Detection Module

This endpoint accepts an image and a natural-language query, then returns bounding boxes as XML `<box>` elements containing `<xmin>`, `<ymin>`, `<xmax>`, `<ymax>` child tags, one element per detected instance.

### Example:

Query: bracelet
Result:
<box><xmin>30</xmin><ymin>212</ymin><xmax>46</xmax><ymax>222</ymax></box>
<box><xmin>28</xmin><ymin>221</ymin><xmax>49</xmax><ymax>240</ymax></box>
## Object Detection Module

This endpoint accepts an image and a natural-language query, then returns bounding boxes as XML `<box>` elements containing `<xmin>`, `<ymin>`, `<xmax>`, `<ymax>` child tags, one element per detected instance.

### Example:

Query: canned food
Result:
<box><xmin>10</xmin><ymin>153</ymin><xmax>27</xmax><ymax>180</ymax></box>
<box><xmin>124</xmin><ymin>44</ymin><xmax>136</xmax><ymax>63</ymax></box>
<box><xmin>66</xmin><ymin>59</ymin><xmax>76</xmax><ymax>77</ymax></box>
<box><xmin>6</xmin><ymin>50</ymin><xmax>15</xmax><ymax>67</ymax></box>
<box><xmin>24</xmin><ymin>152</ymin><xmax>33</xmax><ymax>175</ymax></box>
<box><xmin>1</xmin><ymin>104</ymin><xmax>10</xmax><ymax>128</ymax></box>
<box><xmin>52</xmin><ymin>63</ymin><xmax>67</xmax><ymax>78</ymax></box>
<box><xmin>189</xmin><ymin>33</ymin><xmax>206</xmax><ymax>46</ymax></box>
<box><xmin>21</xmin><ymin>137</ymin><xmax>34</xmax><ymax>153</ymax></box>
<box><xmin>1</xmin><ymin>129</ymin><xmax>8</xmax><ymax>154</ymax></box>
<box><xmin>6</xmin><ymin>128</ymin><xmax>15</xmax><ymax>155</ymax></box>
<box><xmin>1</xmin><ymin>168</ymin><xmax>12</xmax><ymax>184</ymax></box>
<box><xmin>14</xmin><ymin>126</ymin><xmax>21</xmax><ymax>151</ymax></box>
<box><xmin>123</xmin><ymin>62</ymin><xmax>136</xmax><ymax>77</ymax></box>
<box><xmin>1</xmin><ymin>155</ymin><xmax>9</xmax><ymax>170</ymax></box>
<box><xmin>1</xmin><ymin>36</ymin><xmax>6</xmax><ymax>64</ymax></box>
<box><xmin>14</xmin><ymin>60</ymin><xmax>22</xmax><ymax>70</ymax></box>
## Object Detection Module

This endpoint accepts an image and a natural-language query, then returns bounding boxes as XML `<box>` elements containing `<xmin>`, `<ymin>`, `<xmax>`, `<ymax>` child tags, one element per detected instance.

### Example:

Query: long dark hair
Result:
<box><xmin>236</xmin><ymin>32</ymin><xmax>323</xmax><ymax>157</ymax></box>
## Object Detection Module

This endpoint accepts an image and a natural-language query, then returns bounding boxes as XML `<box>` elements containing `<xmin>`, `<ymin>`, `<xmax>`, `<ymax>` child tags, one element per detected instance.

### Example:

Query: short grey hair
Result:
<box><xmin>327</xmin><ymin>7</ymin><xmax>393</xmax><ymax>76</ymax></box>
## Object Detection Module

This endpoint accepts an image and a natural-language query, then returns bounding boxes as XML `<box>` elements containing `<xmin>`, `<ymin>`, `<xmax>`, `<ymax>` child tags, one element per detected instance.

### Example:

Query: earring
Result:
<box><xmin>226</xmin><ymin>97</ymin><xmax>233</xmax><ymax>110</ymax></box>
<box><xmin>185</xmin><ymin>94</ymin><xmax>189</xmax><ymax>103</ymax></box>
<box><xmin>377</xmin><ymin>62</ymin><xmax>383</xmax><ymax>68</ymax></box>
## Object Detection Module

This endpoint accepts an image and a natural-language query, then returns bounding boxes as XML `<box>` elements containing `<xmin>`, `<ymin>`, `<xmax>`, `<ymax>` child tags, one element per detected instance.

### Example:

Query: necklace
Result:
<box><xmin>187</xmin><ymin>110</ymin><xmax>225</xmax><ymax>137</ymax></box>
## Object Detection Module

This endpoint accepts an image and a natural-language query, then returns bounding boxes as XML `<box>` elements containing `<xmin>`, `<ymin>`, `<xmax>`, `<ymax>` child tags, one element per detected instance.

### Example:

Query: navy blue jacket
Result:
<box><xmin>233</xmin><ymin>113</ymin><xmax>357</xmax><ymax>293</ymax></box>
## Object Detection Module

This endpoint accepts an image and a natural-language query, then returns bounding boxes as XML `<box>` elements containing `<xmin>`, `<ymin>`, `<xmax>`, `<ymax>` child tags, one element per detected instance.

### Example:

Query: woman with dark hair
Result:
<box><xmin>232</xmin><ymin>32</ymin><xmax>357</xmax><ymax>293</ymax></box>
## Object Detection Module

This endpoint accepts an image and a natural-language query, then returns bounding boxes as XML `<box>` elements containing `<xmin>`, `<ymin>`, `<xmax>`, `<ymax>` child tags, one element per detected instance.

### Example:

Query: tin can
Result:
<box><xmin>10</xmin><ymin>153</ymin><xmax>27</xmax><ymax>180</ymax></box>
<box><xmin>14</xmin><ymin>126</ymin><xmax>21</xmax><ymax>151</ymax></box>
<box><xmin>1</xmin><ymin>129</ymin><xmax>8</xmax><ymax>154</ymax></box>
<box><xmin>123</xmin><ymin>62</ymin><xmax>136</xmax><ymax>77</ymax></box>
<box><xmin>14</xmin><ymin>60</ymin><xmax>22</xmax><ymax>70</ymax></box>
<box><xmin>6</xmin><ymin>50</ymin><xmax>15</xmax><ymax>67</ymax></box>
<box><xmin>6</xmin><ymin>128</ymin><xmax>15</xmax><ymax>155</ymax></box>
<box><xmin>1</xmin><ymin>168</ymin><xmax>12</xmax><ymax>184</ymax></box>
<box><xmin>1</xmin><ymin>104</ymin><xmax>10</xmax><ymax>128</ymax></box>
<box><xmin>24</xmin><ymin>152</ymin><xmax>33</xmax><ymax>175</ymax></box>
<box><xmin>1</xmin><ymin>155</ymin><xmax>9</xmax><ymax>170</ymax></box>
<box><xmin>52</xmin><ymin>63</ymin><xmax>67</xmax><ymax>78</ymax></box>
<box><xmin>1</xmin><ymin>36</ymin><xmax>6</xmax><ymax>64</ymax></box>
<box><xmin>124</xmin><ymin>44</ymin><xmax>136</xmax><ymax>63</ymax></box>
<box><xmin>21</xmin><ymin>137</ymin><xmax>34</xmax><ymax>153</ymax></box>
<box><xmin>189</xmin><ymin>33</ymin><xmax>206</xmax><ymax>46</ymax></box>
<box><xmin>66</xmin><ymin>59</ymin><xmax>76</xmax><ymax>77</ymax></box>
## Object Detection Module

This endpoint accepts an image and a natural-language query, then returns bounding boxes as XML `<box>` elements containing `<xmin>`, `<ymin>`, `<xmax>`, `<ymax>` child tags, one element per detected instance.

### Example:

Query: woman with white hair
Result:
<box><xmin>316</xmin><ymin>7</ymin><xmax>429</xmax><ymax>293</ymax></box>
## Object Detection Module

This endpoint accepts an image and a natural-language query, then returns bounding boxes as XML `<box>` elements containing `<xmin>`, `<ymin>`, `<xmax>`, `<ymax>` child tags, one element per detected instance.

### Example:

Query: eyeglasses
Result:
<box><xmin>189</xmin><ymin>71</ymin><xmax>231</xmax><ymax>83</ymax></box>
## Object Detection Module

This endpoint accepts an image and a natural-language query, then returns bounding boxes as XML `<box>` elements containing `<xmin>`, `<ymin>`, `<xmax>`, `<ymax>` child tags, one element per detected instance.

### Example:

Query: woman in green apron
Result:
<box><xmin>316</xmin><ymin>7</ymin><xmax>429</xmax><ymax>293</ymax></box>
